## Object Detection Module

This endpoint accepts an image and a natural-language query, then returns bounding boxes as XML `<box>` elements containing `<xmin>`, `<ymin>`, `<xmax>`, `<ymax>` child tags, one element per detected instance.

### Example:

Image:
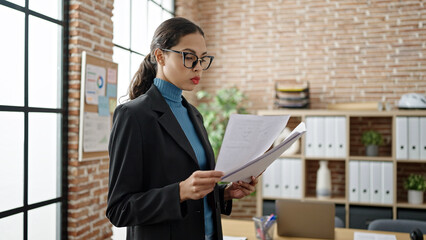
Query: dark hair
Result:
<box><xmin>127</xmin><ymin>17</ymin><xmax>205</xmax><ymax>100</ymax></box>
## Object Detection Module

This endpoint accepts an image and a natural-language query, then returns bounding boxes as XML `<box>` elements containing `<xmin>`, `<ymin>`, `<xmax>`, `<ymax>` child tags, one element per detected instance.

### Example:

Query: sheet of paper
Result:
<box><xmin>220</xmin><ymin>122</ymin><xmax>305</xmax><ymax>182</ymax></box>
<box><xmin>107</xmin><ymin>68</ymin><xmax>117</xmax><ymax>84</ymax></box>
<box><xmin>215</xmin><ymin>114</ymin><xmax>302</xmax><ymax>182</ymax></box>
<box><xmin>85</xmin><ymin>64</ymin><xmax>106</xmax><ymax>105</ymax></box>
<box><xmin>215</xmin><ymin>114</ymin><xmax>290</xmax><ymax>176</ymax></box>
<box><xmin>354</xmin><ymin>231</ymin><xmax>397</xmax><ymax>240</ymax></box>
<box><xmin>223</xmin><ymin>236</ymin><xmax>247</xmax><ymax>240</ymax></box>
<box><xmin>98</xmin><ymin>96</ymin><xmax>110</xmax><ymax>116</ymax></box>
<box><xmin>83</xmin><ymin>112</ymin><xmax>111</xmax><ymax>152</ymax></box>
<box><xmin>107</xmin><ymin>84</ymin><xmax>117</xmax><ymax>97</ymax></box>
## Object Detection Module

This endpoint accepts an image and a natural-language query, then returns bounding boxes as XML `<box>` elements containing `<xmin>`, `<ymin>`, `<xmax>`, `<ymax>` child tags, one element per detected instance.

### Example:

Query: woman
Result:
<box><xmin>106</xmin><ymin>17</ymin><xmax>258</xmax><ymax>240</ymax></box>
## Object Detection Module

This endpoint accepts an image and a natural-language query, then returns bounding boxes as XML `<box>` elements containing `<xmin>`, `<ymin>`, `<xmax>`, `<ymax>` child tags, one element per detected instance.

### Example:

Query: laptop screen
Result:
<box><xmin>275</xmin><ymin>199</ymin><xmax>335</xmax><ymax>239</ymax></box>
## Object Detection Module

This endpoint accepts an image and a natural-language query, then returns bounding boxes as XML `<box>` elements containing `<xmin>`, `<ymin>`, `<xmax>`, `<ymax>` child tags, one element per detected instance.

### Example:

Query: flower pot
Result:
<box><xmin>408</xmin><ymin>190</ymin><xmax>424</xmax><ymax>205</ymax></box>
<box><xmin>365</xmin><ymin>145</ymin><xmax>378</xmax><ymax>156</ymax></box>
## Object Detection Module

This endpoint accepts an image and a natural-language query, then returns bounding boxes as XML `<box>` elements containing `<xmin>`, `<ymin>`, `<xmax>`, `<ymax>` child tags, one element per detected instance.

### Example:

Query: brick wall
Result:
<box><xmin>178</xmin><ymin>0</ymin><xmax>426</xmax><ymax>111</ymax></box>
<box><xmin>68</xmin><ymin>0</ymin><xmax>114</xmax><ymax>239</ymax></box>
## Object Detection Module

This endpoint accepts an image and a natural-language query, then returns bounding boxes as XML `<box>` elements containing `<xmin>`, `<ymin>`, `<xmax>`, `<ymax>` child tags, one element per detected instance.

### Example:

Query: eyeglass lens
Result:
<box><xmin>183</xmin><ymin>53</ymin><xmax>212</xmax><ymax>70</ymax></box>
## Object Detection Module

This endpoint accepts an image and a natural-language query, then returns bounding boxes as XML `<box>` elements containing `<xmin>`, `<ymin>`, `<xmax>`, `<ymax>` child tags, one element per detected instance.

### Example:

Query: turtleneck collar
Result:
<box><xmin>154</xmin><ymin>78</ymin><xmax>182</xmax><ymax>103</ymax></box>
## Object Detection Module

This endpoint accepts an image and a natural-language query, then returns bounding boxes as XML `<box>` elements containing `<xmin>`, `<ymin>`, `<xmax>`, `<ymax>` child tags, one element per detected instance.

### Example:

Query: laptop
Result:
<box><xmin>275</xmin><ymin>199</ymin><xmax>335</xmax><ymax>239</ymax></box>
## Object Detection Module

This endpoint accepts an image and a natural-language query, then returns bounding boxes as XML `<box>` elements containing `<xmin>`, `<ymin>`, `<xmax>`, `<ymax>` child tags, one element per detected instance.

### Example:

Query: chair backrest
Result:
<box><xmin>368</xmin><ymin>219</ymin><xmax>426</xmax><ymax>233</ymax></box>
<box><xmin>335</xmin><ymin>216</ymin><xmax>345</xmax><ymax>228</ymax></box>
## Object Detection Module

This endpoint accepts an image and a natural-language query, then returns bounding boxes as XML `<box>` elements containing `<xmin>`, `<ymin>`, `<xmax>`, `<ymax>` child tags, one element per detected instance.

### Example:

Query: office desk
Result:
<box><xmin>222</xmin><ymin>218</ymin><xmax>414</xmax><ymax>240</ymax></box>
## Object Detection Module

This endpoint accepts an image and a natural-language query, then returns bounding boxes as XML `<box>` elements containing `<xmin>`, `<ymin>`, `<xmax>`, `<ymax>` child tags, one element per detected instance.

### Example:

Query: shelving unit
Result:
<box><xmin>256</xmin><ymin>109</ymin><xmax>426</xmax><ymax>228</ymax></box>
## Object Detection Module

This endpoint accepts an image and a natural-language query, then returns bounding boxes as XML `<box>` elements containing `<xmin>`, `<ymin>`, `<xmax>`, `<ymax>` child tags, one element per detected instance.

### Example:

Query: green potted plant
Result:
<box><xmin>361</xmin><ymin>130</ymin><xmax>383</xmax><ymax>156</ymax></box>
<box><xmin>196</xmin><ymin>87</ymin><xmax>247</xmax><ymax>158</ymax></box>
<box><xmin>404</xmin><ymin>174</ymin><xmax>426</xmax><ymax>205</ymax></box>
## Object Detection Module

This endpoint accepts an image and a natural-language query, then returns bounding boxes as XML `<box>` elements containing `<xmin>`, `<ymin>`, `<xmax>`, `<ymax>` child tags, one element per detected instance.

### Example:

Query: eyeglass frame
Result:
<box><xmin>160</xmin><ymin>48</ymin><xmax>214</xmax><ymax>70</ymax></box>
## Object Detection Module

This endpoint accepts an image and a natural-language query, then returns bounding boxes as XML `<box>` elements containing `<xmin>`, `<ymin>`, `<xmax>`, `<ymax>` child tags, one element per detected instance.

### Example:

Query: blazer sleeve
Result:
<box><xmin>218</xmin><ymin>184</ymin><xmax>232</xmax><ymax>215</ymax></box>
<box><xmin>106</xmin><ymin>104</ymin><xmax>188</xmax><ymax>227</ymax></box>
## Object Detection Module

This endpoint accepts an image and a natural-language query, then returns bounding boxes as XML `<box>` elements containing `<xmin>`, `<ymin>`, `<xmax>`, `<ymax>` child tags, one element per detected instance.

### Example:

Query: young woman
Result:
<box><xmin>106</xmin><ymin>17</ymin><xmax>258</xmax><ymax>240</ymax></box>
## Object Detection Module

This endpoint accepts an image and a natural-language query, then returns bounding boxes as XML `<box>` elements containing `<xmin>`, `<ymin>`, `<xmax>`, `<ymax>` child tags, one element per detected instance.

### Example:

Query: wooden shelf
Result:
<box><xmin>397</xmin><ymin>202</ymin><xmax>426</xmax><ymax>209</ymax></box>
<box><xmin>279</xmin><ymin>154</ymin><xmax>302</xmax><ymax>159</ymax></box>
<box><xmin>305</xmin><ymin>157</ymin><xmax>346</xmax><ymax>161</ymax></box>
<box><xmin>349</xmin><ymin>156</ymin><xmax>393</xmax><ymax>161</ymax></box>
<box><xmin>396</xmin><ymin>159</ymin><xmax>426</xmax><ymax>163</ymax></box>
<box><xmin>263</xmin><ymin>197</ymin><xmax>300</xmax><ymax>201</ymax></box>
<box><xmin>349</xmin><ymin>202</ymin><xmax>394</xmax><ymax>208</ymax></box>
<box><xmin>304</xmin><ymin>196</ymin><xmax>346</xmax><ymax>204</ymax></box>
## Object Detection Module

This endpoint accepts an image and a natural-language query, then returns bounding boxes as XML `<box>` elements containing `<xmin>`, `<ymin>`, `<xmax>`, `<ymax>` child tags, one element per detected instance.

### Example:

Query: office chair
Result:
<box><xmin>335</xmin><ymin>216</ymin><xmax>345</xmax><ymax>228</ymax></box>
<box><xmin>368</xmin><ymin>219</ymin><xmax>426</xmax><ymax>234</ymax></box>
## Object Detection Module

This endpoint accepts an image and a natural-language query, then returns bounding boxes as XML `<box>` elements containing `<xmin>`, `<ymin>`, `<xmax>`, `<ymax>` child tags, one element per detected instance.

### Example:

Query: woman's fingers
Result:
<box><xmin>179</xmin><ymin>170</ymin><xmax>224</xmax><ymax>202</ymax></box>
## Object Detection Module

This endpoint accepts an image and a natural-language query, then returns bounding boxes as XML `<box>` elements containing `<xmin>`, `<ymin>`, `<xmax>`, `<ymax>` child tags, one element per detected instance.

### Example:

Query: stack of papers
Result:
<box><xmin>215</xmin><ymin>114</ymin><xmax>306</xmax><ymax>183</ymax></box>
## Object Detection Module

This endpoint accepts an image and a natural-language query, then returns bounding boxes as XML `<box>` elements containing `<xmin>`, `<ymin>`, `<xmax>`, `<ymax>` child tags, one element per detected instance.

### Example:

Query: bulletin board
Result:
<box><xmin>78</xmin><ymin>51</ymin><xmax>118</xmax><ymax>161</ymax></box>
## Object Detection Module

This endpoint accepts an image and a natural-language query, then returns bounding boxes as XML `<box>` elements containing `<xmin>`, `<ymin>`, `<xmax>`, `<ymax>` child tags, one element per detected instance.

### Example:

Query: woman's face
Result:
<box><xmin>155</xmin><ymin>32</ymin><xmax>208</xmax><ymax>91</ymax></box>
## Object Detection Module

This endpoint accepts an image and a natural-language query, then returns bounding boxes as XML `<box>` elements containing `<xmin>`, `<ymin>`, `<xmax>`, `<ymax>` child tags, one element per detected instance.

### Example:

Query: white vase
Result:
<box><xmin>316</xmin><ymin>160</ymin><xmax>332</xmax><ymax>199</ymax></box>
<box><xmin>408</xmin><ymin>190</ymin><xmax>424</xmax><ymax>205</ymax></box>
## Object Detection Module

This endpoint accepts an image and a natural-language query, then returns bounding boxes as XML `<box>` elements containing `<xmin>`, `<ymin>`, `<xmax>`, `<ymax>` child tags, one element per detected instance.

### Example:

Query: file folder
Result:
<box><xmin>396</xmin><ymin>117</ymin><xmax>408</xmax><ymax>160</ymax></box>
<box><xmin>370</xmin><ymin>162</ymin><xmax>382</xmax><ymax>203</ymax></box>
<box><xmin>349</xmin><ymin>161</ymin><xmax>360</xmax><ymax>202</ymax></box>
<box><xmin>314</xmin><ymin>117</ymin><xmax>325</xmax><ymax>157</ymax></box>
<box><xmin>262</xmin><ymin>160</ymin><xmax>281</xmax><ymax>197</ymax></box>
<box><xmin>335</xmin><ymin>117</ymin><xmax>346</xmax><ymax>157</ymax></box>
<box><xmin>305</xmin><ymin>117</ymin><xmax>315</xmax><ymax>157</ymax></box>
<box><xmin>408</xmin><ymin>117</ymin><xmax>420</xmax><ymax>160</ymax></box>
<box><xmin>325</xmin><ymin>117</ymin><xmax>335</xmax><ymax>157</ymax></box>
<box><xmin>420</xmin><ymin>117</ymin><xmax>426</xmax><ymax>160</ymax></box>
<box><xmin>290</xmin><ymin>159</ymin><xmax>302</xmax><ymax>198</ymax></box>
<box><xmin>262</xmin><ymin>163</ymin><xmax>274</xmax><ymax>197</ymax></box>
<box><xmin>271</xmin><ymin>160</ymin><xmax>282</xmax><ymax>197</ymax></box>
<box><xmin>359</xmin><ymin>161</ymin><xmax>370</xmax><ymax>203</ymax></box>
<box><xmin>280</xmin><ymin>158</ymin><xmax>292</xmax><ymax>198</ymax></box>
<box><xmin>382</xmin><ymin>162</ymin><xmax>393</xmax><ymax>204</ymax></box>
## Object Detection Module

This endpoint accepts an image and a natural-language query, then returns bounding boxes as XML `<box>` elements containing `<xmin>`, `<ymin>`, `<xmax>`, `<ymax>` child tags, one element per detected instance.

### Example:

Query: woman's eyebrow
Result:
<box><xmin>181</xmin><ymin>48</ymin><xmax>208</xmax><ymax>56</ymax></box>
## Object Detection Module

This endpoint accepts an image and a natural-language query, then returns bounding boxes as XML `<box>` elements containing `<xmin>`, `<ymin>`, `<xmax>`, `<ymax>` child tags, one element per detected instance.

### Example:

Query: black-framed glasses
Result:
<box><xmin>161</xmin><ymin>48</ymin><xmax>214</xmax><ymax>70</ymax></box>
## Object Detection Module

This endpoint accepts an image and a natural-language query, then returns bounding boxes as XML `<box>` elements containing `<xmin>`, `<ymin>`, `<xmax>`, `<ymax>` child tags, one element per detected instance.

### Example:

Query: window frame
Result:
<box><xmin>112</xmin><ymin>0</ymin><xmax>175</xmax><ymax>102</ymax></box>
<box><xmin>0</xmin><ymin>0</ymin><xmax>69</xmax><ymax>239</ymax></box>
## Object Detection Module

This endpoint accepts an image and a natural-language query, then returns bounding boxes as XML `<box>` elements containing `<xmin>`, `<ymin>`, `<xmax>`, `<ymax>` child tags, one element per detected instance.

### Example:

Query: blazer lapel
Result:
<box><xmin>183</xmin><ymin>98</ymin><xmax>216</xmax><ymax>170</ymax></box>
<box><xmin>147</xmin><ymin>85</ymin><xmax>199</xmax><ymax>167</ymax></box>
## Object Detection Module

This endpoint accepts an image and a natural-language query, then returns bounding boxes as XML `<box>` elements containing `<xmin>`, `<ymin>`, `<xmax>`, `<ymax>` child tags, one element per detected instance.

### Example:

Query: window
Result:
<box><xmin>111</xmin><ymin>1</ymin><xmax>173</xmax><ymax>239</ymax></box>
<box><xmin>112</xmin><ymin>0</ymin><xmax>174</xmax><ymax>103</ymax></box>
<box><xmin>0</xmin><ymin>1</ymin><xmax>68</xmax><ymax>239</ymax></box>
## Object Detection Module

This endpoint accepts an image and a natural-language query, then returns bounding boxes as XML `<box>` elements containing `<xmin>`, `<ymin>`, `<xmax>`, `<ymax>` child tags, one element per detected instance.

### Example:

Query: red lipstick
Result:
<box><xmin>191</xmin><ymin>76</ymin><xmax>200</xmax><ymax>85</ymax></box>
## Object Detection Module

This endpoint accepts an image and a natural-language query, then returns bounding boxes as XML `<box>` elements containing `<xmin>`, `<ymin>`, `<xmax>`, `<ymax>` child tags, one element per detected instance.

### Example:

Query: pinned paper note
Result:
<box><xmin>83</xmin><ymin>112</ymin><xmax>111</xmax><ymax>152</ymax></box>
<box><xmin>107</xmin><ymin>68</ymin><xmax>117</xmax><ymax>84</ymax></box>
<box><xmin>98</xmin><ymin>96</ymin><xmax>110</xmax><ymax>116</ymax></box>
<box><xmin>109</xmin><ymin>98</ymin><xmax>117</xmax><ymax>113</ymax></box>
<box><xmin>85</xmin><ymin>64</ymin><xmax>106</xmax><ymax>105</ymax></box>
<box><xmin>107</xmin><ymin>84</ymin><xmax>117</xmax><ymax>97</ymax></box>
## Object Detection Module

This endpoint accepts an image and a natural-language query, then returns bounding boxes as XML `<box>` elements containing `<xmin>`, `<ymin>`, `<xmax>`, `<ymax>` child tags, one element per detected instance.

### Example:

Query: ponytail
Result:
<box><xmin>128</xmin><ymin>53</ymin><xmax>157</xmax><ymax>100</ymax></box>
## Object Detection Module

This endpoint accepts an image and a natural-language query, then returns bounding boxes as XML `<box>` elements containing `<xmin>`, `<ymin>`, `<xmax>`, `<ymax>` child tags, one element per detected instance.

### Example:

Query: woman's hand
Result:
<box><xmin>224</xmin><ymin>176</ymin><xmax>258</xmax><ymax>200</ymax></box>
<box><xmin>179</xmin><ymin>170</ymin><xmax>224</xmax><ymax>202</ymax></box>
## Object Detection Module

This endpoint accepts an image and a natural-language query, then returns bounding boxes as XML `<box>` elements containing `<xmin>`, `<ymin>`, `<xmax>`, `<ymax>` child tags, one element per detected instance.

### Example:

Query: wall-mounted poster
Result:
<box><xmin>79</xmin><ymin>51</ymin><xmax>118</xmax><ymax>161</ymax></box>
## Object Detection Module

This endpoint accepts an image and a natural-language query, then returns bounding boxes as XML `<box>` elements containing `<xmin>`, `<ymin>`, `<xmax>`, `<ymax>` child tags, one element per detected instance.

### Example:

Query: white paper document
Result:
<box><xmin>354</xmin><ymin>232</ymin><xmax>397</xmax><ymax>240</ymax></box>
<box><xmin>223</xmin><ymin>236</ymin><xmax>247</xmax><ymax>240</ymax></box>
<box><xmin>215</xmin><ymin>114</ymin><xmax>306</xmax><ymax>183</ymax></box>
<box><xmin>83</xmin><ymin>112</ymin><xmax>111</xmax><ymax>152</ymax></box>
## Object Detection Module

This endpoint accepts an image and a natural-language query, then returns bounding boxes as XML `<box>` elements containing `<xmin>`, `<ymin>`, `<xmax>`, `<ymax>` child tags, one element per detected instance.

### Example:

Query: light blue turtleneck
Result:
<box><xmin>153</xmin><ymin>78</ymin><xmax>214</xmax><ymax>237</ymax></box>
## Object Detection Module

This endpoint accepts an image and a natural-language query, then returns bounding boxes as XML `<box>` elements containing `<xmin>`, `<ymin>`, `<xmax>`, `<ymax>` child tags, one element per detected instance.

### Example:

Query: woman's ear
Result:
<box><xmin>154</xmin><ymin>48</ymin><xmax>165</xmax><ymax>66</ymax></box>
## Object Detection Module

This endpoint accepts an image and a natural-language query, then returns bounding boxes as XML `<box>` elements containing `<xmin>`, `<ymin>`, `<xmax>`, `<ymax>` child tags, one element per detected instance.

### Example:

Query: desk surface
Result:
<box><xmin>221</xmin><ymin>218</ymin><xmax>414</xmax><ymax>240</ymax></box>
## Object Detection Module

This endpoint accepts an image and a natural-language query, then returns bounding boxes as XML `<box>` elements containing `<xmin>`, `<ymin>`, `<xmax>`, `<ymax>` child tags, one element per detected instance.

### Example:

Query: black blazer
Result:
<box><xmin>106</xmin><ymin>85</ymin><xmax>232</xmax><ymax>240</ymax></box>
